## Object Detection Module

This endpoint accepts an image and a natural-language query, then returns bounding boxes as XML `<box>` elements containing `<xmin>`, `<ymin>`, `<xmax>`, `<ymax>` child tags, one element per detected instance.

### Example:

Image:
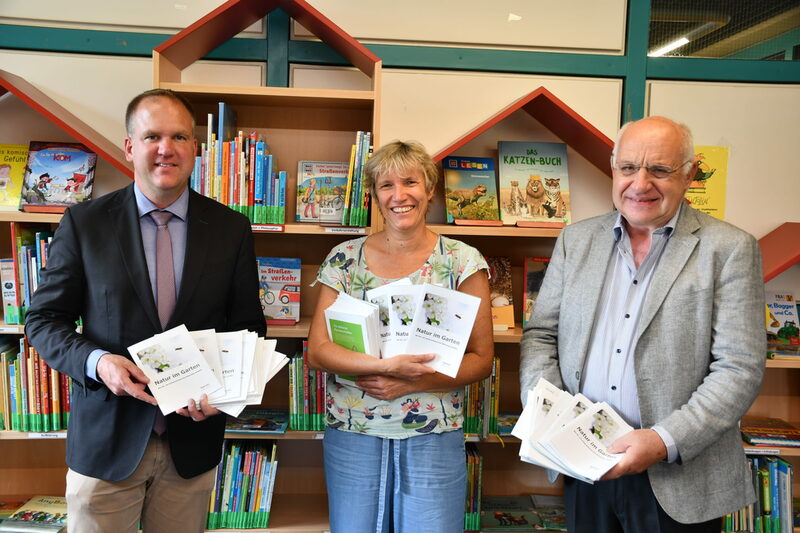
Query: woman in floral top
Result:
<box><xmin>307</xmin><ymin>140</ymin><xmax>493</xmax><ymax>533</ymax></box>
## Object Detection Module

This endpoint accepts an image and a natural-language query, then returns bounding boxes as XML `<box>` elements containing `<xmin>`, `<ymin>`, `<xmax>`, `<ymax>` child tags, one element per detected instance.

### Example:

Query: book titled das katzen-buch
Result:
<box><xmin>20</xmin><ymin>142</ymin><xmax>96</xmax><ymax>213</ymax></box>
<box><xmin>441</xmin><ymin>155</ymin><xmax>500</xmax><ymax>224</ymax></box>
<box><xmin>497</xmin><ymin>141</ymin><xmax>570</xmax><ymax>227</ymax></box>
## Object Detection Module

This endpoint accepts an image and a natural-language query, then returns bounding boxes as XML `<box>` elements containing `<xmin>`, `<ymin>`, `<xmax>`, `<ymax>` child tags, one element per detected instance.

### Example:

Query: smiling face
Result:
<box><xmin>374</xmin><ymin>167</ymin><xmax>433</xmax><ymax>233</ymax></box>
<box><xmin>124</xmin><ymin>95</ymin><xmax>197</xmax><ymax>208</ymax></box>
<box><xmin>612</xmin><ymin>117</ymin><xmax>694</xmax><ymax>234</ymax></box>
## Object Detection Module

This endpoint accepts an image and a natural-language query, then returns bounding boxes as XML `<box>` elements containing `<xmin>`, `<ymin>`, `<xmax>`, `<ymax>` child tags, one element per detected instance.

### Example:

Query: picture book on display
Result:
<box><xmin>0</xmin><ymin>144</ymin><xmax>27</xmax><ymax>212</ymax></box>
<box><xmin>295</xmin><ymin>161</ymin><xmax>350</xmax><ymax>224</ymax></box>
<box><xmin>514</xmin><ymin>378</ymin><xmax>633</xmax><ymax>483</ymax></box>
<box><xmin>485</xmin><ymin>256</ymin><xmax>514</xmax><ymax>330</ymax></box>
<box><xmin>522</xmin><ymin>257</ymin><xmax>550</xmax><ymax>327</ymax></box>
<box><xmin>497</xmin><ymin>141</ymin><xmax>570</xmax><ymax>227</ymax></box>
<box><xmin>765</xmin><ymin>291</ymin><xmax>799</xmax><ymax>346</ymax></box>
<box><xmin>225</xmin><ymin>407</ymin><xmax>288</xmax><ymax>435</ymax></box>
<box><xmin>480</xmin><ymin>497</ymin><xmax>539</xmax><ymax>531</ymax></box>
<box><xmin>20</xmin><ymin>142</ymin><xmax>95</xmax><ymax>213</ymax></box>
<box><xmin>442</xmin><ymin>156</ymin><xmax>501</xmax><ymax>224</ymax></box>
<box><xmin>0</xmin><ymin>495</ymin><xmax>66</xmax><ymax>533</ymax></box>
<box><xmin>257</xmin><ymin>257</ymin><xmax>301</xmax><ymax>325</ymax></box>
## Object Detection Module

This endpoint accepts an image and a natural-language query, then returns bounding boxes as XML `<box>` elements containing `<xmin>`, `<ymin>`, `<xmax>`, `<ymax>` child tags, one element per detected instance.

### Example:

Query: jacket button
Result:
<box><xmin>575</xmin><ymin>371</ymin><xmax>580</xmax><ymax>380</ymax></box>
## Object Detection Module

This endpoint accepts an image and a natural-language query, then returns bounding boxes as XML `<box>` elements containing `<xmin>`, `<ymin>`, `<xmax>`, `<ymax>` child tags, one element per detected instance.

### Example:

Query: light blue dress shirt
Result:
<box><xmin>86</xmin><ymin>184</ymin><xmax>189</xmax><ymax>381</ymax></box>
<box><xmin>580</xmin><ymin>205</ymin><xmax>683</xmax><ymax>463</ymax></box>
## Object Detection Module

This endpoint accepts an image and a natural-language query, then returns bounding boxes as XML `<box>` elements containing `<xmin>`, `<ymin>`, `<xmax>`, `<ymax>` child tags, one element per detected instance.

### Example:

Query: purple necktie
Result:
<box><xmin>149</xmin><ymin>210</ymin><xmax>175</xmax><ymax>435</ymax></box>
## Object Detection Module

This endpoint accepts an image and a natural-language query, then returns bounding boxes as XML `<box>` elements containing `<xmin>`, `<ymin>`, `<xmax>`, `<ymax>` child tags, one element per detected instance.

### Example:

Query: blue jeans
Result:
<box><xmin>323</xmin><ymin>427</ymin><xmax>467</xmax><ymax>533</ymax></box>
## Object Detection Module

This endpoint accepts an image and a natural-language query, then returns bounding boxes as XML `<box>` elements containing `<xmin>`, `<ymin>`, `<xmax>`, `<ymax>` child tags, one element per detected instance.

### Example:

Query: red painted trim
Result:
<box><xmin>759</xmin><ymin>222</ymin><xmax>800</xmax><ymax>282</ymax></box>
<box><xmin>0</xmin><ymin>69</ymin><xmax>133</xmax><ymax>179</ymax></box>
<box><xmin>432</xmin><ymin>86</ymin><xmax>613</xmax><ymax>178</ymax></box>
<box><xmin>154</xmin><ymin>0</ymin><xmax>378</xmax><ymax>76</ymax></box>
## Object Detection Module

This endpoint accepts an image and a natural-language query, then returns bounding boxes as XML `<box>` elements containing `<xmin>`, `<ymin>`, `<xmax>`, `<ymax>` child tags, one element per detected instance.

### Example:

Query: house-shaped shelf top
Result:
<box><xmin>759</xmin><ymin>222</ymin><xmax>800</xmax><ymax>282</ymax></box>
<box><xmin>0</xmin><ymin>69</ymin><xmax>133</xmax><ymax>179</ymax></box>
<box><xmin>432</xmin><ymin>86</ymin><xmax>614</xmax><ymax>177</ymax></box>
<box><xmin>153</xmin><ymin>0</ymin><xmax>381</xmax><ymax>91</ymax></box>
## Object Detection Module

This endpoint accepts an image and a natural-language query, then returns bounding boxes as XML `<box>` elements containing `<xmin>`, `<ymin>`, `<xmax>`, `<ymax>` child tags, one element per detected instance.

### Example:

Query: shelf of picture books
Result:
<box><xmin>173</xmin><ymin>96</ymin><xmax>376</xmax><ymax>235</ymax></box>
<box><xmin>722</xmin><ymin>455</ymin><xmax>797</xmax><ymax>533</ymax></box>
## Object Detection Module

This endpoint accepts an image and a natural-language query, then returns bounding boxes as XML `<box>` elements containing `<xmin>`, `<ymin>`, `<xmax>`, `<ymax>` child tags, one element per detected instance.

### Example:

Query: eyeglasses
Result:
<box><xmin>612</xmin><ymin>159</ymin><xmax>693</xmax><ymax>179</ymax></box>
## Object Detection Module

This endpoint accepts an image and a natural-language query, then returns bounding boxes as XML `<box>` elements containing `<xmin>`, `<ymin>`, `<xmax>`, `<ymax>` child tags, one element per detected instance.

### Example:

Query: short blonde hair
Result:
<box><xmin>364</xmin><ymin>140</ymin><xmax>438</xmax><ymax>196</ymax></box>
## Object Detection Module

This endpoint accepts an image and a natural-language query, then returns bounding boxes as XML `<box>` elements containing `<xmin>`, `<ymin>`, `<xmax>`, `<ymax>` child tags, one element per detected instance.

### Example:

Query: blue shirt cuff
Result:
<box><xmin>651</xmin><ymin>424</ymin><xmax>679</xmax><ymax>463</ymax></box>
<box><xmin>86</xmin><ymin>349</ymin><xmax>107</xmax><ymax>382</ymax></box>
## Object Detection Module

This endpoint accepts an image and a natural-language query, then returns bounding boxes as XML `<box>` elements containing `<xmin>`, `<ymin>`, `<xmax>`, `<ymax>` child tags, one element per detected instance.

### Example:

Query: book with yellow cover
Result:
<box><xmin>0</xmin><ymin>145</ymin><xmax>28</xmax><ymax>212</ymax></box>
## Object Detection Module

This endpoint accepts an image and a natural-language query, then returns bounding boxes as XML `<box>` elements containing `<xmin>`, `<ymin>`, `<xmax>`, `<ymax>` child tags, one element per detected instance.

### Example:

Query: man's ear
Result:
<box><xmin>124</xmin><ymin>137</ymin><xmax>134</xmax><ymax>162</ymax></box>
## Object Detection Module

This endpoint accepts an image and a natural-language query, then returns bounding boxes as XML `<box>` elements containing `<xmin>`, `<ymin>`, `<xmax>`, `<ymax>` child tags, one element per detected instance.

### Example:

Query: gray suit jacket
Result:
<box><xmin>520</xmin><ymin>204</ymin><xmax>765</xmax><ymax>523</ymax></box>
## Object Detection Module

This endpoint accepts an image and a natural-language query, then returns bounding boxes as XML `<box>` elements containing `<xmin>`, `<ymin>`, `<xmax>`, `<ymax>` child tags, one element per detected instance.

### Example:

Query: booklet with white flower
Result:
<box><xmin>404</xmin><ymin>283</ymin><xmax>481</xmax><ymax>378</ymax></box>
<box><xmin>514</xmin><ymin>378</ymin><xmax>634</xmax><ymax>483</ymax></box>
<box><xmin>128</xmin><ymin>324</ymin><xmax>223</xmax><ymax>415</ymax></box>
<box><xmin>365</xmin><ymin>278</ymin><xmax>416</xmax><ymax>358</ymax></box>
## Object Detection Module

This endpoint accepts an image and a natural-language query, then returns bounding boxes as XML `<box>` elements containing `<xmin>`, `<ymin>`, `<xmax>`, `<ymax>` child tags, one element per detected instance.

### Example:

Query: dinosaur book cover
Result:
<box><xmin>441</xmin><ymin>155</ymin><xmax>500</xmax><ymax>224</ymax></box>
<box><xmin>20</xmin><ymin>141</ymin><xmax>96</xmax><ymax>213</ymax></box>
<box><xmin>497</xmin><ymin>141</ymin><xmax>570</xmax><ymax>227</ymax></box>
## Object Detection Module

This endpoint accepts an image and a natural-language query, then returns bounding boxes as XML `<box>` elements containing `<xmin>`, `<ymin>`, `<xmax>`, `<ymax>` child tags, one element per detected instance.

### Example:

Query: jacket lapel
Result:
<box><xmin>171</xmin><ymin>191</ymin><xmax>209</xmax><ymax>326</ymax></box>
<box><xmin>109</xmin><ymin>184</ymin><xmax>162</xmax><ymax>332</ymax></box>
<box><xmin>636</xmin><ymin>205</ymin><xmax>700</xmax><ymax>341</ymax></box>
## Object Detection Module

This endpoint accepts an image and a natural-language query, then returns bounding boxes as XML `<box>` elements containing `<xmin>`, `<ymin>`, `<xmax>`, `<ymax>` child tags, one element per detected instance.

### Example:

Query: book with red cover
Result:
<box><xmin>741</xmin><ymin>416</ymin><xmax>800</xmax><ymax>447</ymax></box>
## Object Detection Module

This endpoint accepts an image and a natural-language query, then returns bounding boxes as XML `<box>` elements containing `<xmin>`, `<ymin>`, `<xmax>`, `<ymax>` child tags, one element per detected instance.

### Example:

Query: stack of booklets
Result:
<box><xmin>288</xmin><ymin>341</ymin><xmax>327</xmax><ymax>431</ymax></box>
<box><xmin>0</xmin><ymin>495</ymin><xmax>66</xmax><ymax>532</ymax></box>
<box><xmin>190</xmin><ymin>102</ymin><xmax>286</xmax><ymax>225</ymax></box>
<box><xmin>207</xmin><ymin>440</ymin><xmax>278</xmax><ymax>530</ymax></box>
<box><xmin>741</xmin><ymin>416</ymin><xmax>800</xmax><ymax>448</ymax></box>
<box><xmin>724</xmin><ymin>455</ymin><xmax>794</xmax><ymax>533</ymax></box>
<box><xmin>0</xmin><ymin>337</ymin><xmax>72</xmax><ymax>433</ymax></box>
<box><xmin>513</xmin><ymin>378</ymin><xmax>633</xmax><ymax>483</ymax></box>
<box><xmin>128</xmin><ymin>325</ymin><xmax>288</xmax><ymax>418</ymax></box>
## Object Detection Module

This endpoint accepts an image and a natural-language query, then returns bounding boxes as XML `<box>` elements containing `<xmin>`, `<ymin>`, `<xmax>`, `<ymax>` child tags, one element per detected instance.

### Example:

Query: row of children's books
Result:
<box><xmin>191</xmin><ymin>103</ymin><xmax>286</xmax><ymax>225</ymax></box>
<box><xmin>2</xmin><ymin>222</ymin><xmax>54</xmax><ymax>325</ymax></box>
<box><xmin>0</xmin><ymin>337</ymin><xmax>71</xmax><ymax>433</ymax></box>
<box><xmin>443</xmin><ymin>141</ymin><xmax>571</xmax><ymax>228</ymax></box>
<box><xmin>724</xmin><ymin>455</ymin><xmax>795</xmax><ymax>533</ymax></box>
<box><xmin>287</xmin><ymin>341</ymin><xmax>326</xmax><ymax>431</ymax></box>
<box><xmin>0</xmin><ymin>142</ymin><xmax>96</xmax><ymax>216</ymax></box>
<box><xmin>206</xmin><ymin>440</ymin><xmax>278</xmax><ymax>530</ymax></box>
<box><xmin>295</xmin><ymin>131</ymin><xmax>373</xmax><ymax>227</ymax></box>
<box><xmin>463</xmin><ymin>357</ymin><xmax>500</xmax><ymax>437</ymax></box>
<box><xmin>465</xmin><ymin>442</ymin><xmax>483</xmax><ymax>531</ymax></box>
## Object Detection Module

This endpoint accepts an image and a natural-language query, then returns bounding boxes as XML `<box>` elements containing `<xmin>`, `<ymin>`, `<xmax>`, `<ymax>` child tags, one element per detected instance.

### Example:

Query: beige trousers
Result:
<box><xmin>66</xmin><ymin>435</ymin><xmax>216</xmax><ymax>533</ymax></box>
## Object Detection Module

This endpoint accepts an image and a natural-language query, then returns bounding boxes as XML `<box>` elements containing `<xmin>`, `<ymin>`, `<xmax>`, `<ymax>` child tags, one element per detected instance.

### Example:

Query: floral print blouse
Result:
<box><xmin>315</xmin><ymin>235</ymin><xmax>488</xmax><ymax>438</ymax></box>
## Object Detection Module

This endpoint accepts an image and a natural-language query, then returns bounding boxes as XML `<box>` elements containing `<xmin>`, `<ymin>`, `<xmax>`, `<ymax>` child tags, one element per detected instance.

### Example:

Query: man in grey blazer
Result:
<box><xmin>26</xmin><ymin>89</ymin><xmax>266</xmax><ymax>532</ymax></box>
<box><xmin>520</xmin><ymin>116</ymin><xmax>765</xmax><ymax>532</ymax></box>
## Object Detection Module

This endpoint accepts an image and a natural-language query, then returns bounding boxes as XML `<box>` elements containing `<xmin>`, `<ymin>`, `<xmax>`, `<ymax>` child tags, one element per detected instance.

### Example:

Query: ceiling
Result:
<box><xmin>649</xmin><ymin>0</ymin><xmax>800</xmax><ymax>59</ymax></box>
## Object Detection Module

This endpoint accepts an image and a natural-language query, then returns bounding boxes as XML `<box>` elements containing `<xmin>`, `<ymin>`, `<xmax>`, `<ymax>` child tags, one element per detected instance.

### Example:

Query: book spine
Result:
<box><xmin>341</xmin><ymin>144</ymin><xmax>357</xmax><ymax>225</ymax></box>
<box><xmin>8</xmin><ymin>354</ymin><xmax>19</xmax><ymax>430</ymax></box>
<box><xmin>39</xmin><ymin>352</ymin><xmax>51</xmax><ymax>432</ymax></box>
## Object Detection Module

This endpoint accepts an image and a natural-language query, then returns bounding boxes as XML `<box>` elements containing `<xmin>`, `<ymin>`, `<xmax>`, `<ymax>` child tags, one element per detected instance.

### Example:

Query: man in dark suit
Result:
<box><xmin>25</xmin><ymin>89</ymin><xmax>266</xmax><ymax>532</ymax></box>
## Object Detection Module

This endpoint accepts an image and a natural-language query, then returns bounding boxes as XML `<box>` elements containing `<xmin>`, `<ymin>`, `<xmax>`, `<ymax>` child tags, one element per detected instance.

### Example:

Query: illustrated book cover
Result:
<box><xmin>480</xmin><ymin>496</ymin><xmax>538</xmax><ymax>531</ymax></box>
<box><xmin>765</xmin><ymin>291</ymin><xmax>799</xmax><ymax>346</ymax></box>
<box><xmin>296</xmin><ymin>161</ymin><xmax>349</xmax><ymax>224</ymax></box>
<box><xmin>225</xmin><ymin>407</ymin><xmax>288</xmax><ymax>434</ymax></box>
<box><xmin>441</xmin><ymin>155</ymin><xmax>500</xmax><ymax>224</ymax></box>
<box><xmin>3</xmin><ymin>495</ymin><xmax>66</xmax><ymax>531</ymax></box>
<box><xmin>0</xmin><ymin>144</ymin><xmax>28</xmax><ymax>212</ymax></box>
<box><xmin>404</xmin><ymin>283</ymin><xmax>481</xmax><ymax>378</ymax></box>
<box><xmin>485</xmin><ymin>256</ymin><xmax>514</xmax><ymax>330</ymax></box>
<box><xmin>20</xmin><ymin>142</ymin><xmax>96</xmax><ymax>213</ymax></box>
<box><xmin>257</xmin><ymin>257</ymin><xmax>301</xmax><ymax>325</ymax></box>
<box><xmin>497</xmin><ymin>141</ymin><xmax>570</xmax><ymax>227</ymax></box>
<box><xmin>522</xmin><ymin>257</ymin><xmax>550</xmax><ymax>327</ymax></box>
